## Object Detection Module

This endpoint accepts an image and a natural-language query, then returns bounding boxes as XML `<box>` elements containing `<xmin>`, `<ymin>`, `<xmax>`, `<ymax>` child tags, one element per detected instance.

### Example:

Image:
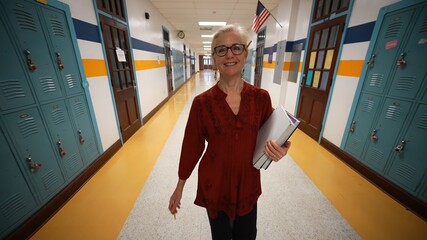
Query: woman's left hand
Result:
<box><xmin>265</xmin><ymin>140</ymin><xmax>291</xmax><ymax>162</ymax></box>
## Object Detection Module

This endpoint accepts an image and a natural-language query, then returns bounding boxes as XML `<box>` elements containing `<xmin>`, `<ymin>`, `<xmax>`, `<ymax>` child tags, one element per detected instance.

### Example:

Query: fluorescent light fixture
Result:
<box><xmin>202</xmin><ymin>34</ymin><xmax>213</xmax><ymax>38</ymax></box>
<box><xmin>202</xmin><ymin>41</ymin><xmax>212</xmax><ymax>44</ymax></box>
<box><xmin>203</xmin><ymin>45</ymin><xmax>211</xmax><ymax>48</ymax></box>
<box><xmin>199</xmin><ymin>21</ymin><xmax>226</xmax><ymax>26</ymax></box>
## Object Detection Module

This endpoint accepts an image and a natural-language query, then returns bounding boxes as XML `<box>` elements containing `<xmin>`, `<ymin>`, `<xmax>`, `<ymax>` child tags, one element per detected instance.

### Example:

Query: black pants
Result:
<box><xmin>207</xmin><ymin>204</ymin><xmax>257</xmax><ymax>240</ymax></box>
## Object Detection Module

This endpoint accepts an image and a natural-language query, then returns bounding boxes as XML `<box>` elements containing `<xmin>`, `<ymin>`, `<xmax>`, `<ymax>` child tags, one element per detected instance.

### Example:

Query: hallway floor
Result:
<box><xmin>31</xmin><ymin>71</ymin><xmax>427</xmax><ymax>240</ymax></box>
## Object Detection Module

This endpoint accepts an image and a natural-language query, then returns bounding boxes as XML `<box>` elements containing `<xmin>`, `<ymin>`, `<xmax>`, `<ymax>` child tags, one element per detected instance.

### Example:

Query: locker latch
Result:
<box><xmin>24</xmin><ymin>49</ymin><xmax>37</xmax><ymax>71</ymax></box>
<box><xmin>394</xmin><ymin>140</ymin><xmax>406</xmax><ymax>153</ymax></box>
<box><xmin>57</xmin><ymin>140</ymin><xmax>66</xmax><ymax>157</ymax></box>
<box><xmin>27</xmin><ymin>156</ymin><xmax>42</xmax><ymax>172</ymax></box>
<box><xmin>55</xmin><ymin>51</ymin><xmax>65</xmax><ymax>70</ymax></box>
<box><xmin>370</xmin><ymin>129</ymin><xmax>378</xmax><ymax>142</ymax></box>
<box><xmin>78</xmin><ymin>129</ymin><xmax>85</xmax><ymax>144</ymax></box>
<box><xmin>396</xmin><ymin>52</ymin><xmax>406</xmax><ymax>67</ymax></box>
<box><xmin>367</xmin><ymin>54</ymin><xmax>376</xmax><ymax>68</ymax></box>
<box><xmin>349</xmin><ymin>121</ymin><xmax>356</xmax><ymax>133</ymax></box>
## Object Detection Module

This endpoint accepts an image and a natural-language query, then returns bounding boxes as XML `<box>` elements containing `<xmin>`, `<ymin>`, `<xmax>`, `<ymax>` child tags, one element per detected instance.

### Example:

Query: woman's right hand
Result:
<box><xmin>168</xmin><ymin>179</ymin><xmax>186</xmax><ymax>218</ymax></box>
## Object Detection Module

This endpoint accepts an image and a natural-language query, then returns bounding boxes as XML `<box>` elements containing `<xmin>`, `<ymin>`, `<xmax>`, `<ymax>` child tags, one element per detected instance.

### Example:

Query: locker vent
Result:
<box><xmin>39</xmin><ymin>76</ymin><xmax>56</xmax><ymax>93</ymax></box>
<box><xmin>394</xmin><ymin>76</ymin><xmax>415</xmax><ymax>92</ymax></box>
<box><xmin>369</xmin><ymin>74</ymin><xmax>383</xmax><ymax>88</ymax></box>
<box><xmin>41</xmin><ymin>170</ymin><xmax>59</xmax><ymax>191</ymax></box>
<box><xmin>66</xmin><ymin>74</ymin><xmax>78</xmax><ymax>89</ymax></box>
<box><xmin>384</xmin><ymin>20</ymin><xmax>403</xmax><ymax>38</ymax></box>
<box><xmin>66</xmin><ymin>153</ymin><xmax>80</xmax><ymax>173</ymax></box>
<box><xmin>85</xmin><ymin>141</ymin><xmax>97</xmax><ymax>158</ymax></box>
<box><xmin>13</xmin><ymin>9</ymin><xmax>37</xmax><ymax>31</ymax></box>
<box><xmin>18</xmin><ymin>117</ymin><xmax>39</xmax><ymax>138</ymax></box>
<box><xmin>419</xmin><ymin>16</ymin><xmax>427</xmax><ymax>33</ymax></box>
<box><xmin>418</xmin><ymin>113</ymin><xmax>427</xmax><ymax>130</ymax></box>
<box><xmin>51</xmin><ymin>108</ymin><xmax>65</xmax><ymax>125</ymax></box>
<box><xmin>0</xmin><ymin>79</ymin><xmax>25</xmax><ymax>99</ymax></box>
<box><xmin>385</xmin><ymin>105</ymin><xmax>402</xmax><ymax>121</ymax></box>
<box><xmin>362</xmin><ymin>99</ymin><xmax>375</xmax><ymax>113</ymax></box>
<box><xmin>395</xmin><ymin>162</ymin><xmax>415</xmax><ymax>185</ymax></box>
<box><xmin>0</xmin><ymin>193</ymin><xmax>26</xmax><ymax>219</ymax></box>
<box><xmin>49</xmin><ymin>19</ymin><xmax>65</xmax><ymax>37</ymax></box>
<box><xmin>369</xmin><ymin>148</ymin><xmax>384</xmax><ymax>166</ymax></box>
<box><xmin>73</xmin><ymin>101</ymin><xmax>85</xmax><ymax>118</ymax></box>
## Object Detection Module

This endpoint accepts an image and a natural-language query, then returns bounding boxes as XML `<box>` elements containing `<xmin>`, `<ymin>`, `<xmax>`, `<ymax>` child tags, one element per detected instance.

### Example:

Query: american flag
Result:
<box><xmin>252</xmin><ymin>1</ymin><xmax>271</xmax><ymax>33</ymax></box>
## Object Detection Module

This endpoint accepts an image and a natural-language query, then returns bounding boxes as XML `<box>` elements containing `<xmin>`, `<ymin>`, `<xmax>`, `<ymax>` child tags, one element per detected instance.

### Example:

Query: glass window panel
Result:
<box><xmin>320</xmin><ymin>71</ymin><xmax>329</xmax><ymax>90</ymax></box>
<box><xmin>328</xmin><ymin>25</ymin><xmax>339</xmax><ymax>48</ymax></box>
<box><xmin>309</xmin><ymin>51</ymin><xmax>317</xmax><ymax>69</ymax></box>
<box><xmin>312</xmin><ymin>31</ymin><xmax>321</xmax><ymax>50</ymax></box>
<box><xmin>319</xmin><ymin>28</ymin><xmax>329</xmax><ymax>49</ymax></box>
<box><xmin>341</xmin><ymin>0</ymin><xmax>350</xmax><ymax>9</ymax></box>
<box><xmin>316</xmin><ymin>0</ymin><xmax>324</xmax><ymax>19</ymax></box>
<box><xmin>113</xmin><ymin>71</ymin><xmax>120</xmax><ymax>89</ymax></box>
<box><xmin>324</xmin><ymin>49</ymin><xmax>334</xmax><ymax>69</ymax></box>
<box><xmin>331</xmin><ymin>0</ymin><xmax>340</xmax><ymax>12</ymax></box>
<box><xmin>313</xmin><ymin>71</ymin><xmax>321</xmax><ymax>88</ymax></box>
<box><xmin>316</xmin><ymin>50</ymin><xmax>325</xmax><ymax>69</ymax></box>
<box><xmin>306</xmin><ymin>70</ymin><xmax>313</xmax><ymax>86</ymax></box>
<box><xmin>323</xmin><ymin>0</ymin><xmax>331</xmax><ymax>16</ymax></box>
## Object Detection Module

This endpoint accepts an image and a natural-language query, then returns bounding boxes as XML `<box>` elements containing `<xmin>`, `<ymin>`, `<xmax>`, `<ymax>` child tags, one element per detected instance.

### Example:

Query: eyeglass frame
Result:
<box><xmin>212</xmin><ymin>43</ymin><xmax>248</xmax><ymax>57</ymax></box>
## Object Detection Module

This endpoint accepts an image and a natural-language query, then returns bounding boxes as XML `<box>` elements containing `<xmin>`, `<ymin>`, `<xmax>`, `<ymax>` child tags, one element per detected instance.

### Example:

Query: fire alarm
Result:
<box><xmin>145</xmin><ymin>12</ymin><xmax>150</xmax><ymax>19</ymax></box>
<box><xmin>177</xmin><ymin>30</ymin><xmax>185</xmax><ymax>39</ymax></box>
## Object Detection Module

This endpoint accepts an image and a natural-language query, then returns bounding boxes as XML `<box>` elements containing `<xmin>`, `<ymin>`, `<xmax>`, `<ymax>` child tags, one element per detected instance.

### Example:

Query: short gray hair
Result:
<box><xmin>211</xmin><ymin>24</ymin><xmax>249</xmax><ymax>55</ymax></box>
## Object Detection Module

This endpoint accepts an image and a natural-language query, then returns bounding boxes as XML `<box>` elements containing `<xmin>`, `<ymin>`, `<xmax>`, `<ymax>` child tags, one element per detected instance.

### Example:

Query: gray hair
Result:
<box><xmin>211</xmin><ymin>24</ymin><xmax>250</xmax><ymax>55</ymax></box>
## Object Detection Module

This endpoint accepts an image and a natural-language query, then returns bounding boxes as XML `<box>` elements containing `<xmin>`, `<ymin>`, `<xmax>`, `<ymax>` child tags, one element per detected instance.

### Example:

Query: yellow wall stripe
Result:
<box><xmin>336</xmin><ymin>60</ymin><xmax>364</xmax><ymax>77</ymax></box>
<box><xmin>263</xmin><ymin>61</ymin><xmax>276</xmax><ymax>69</ymax></box>
<box><xmin>82</xmin><ymin>59</ymin><xmax>107</xmax><ymax>78</ymax></box>
<box><xmin>134</xmin><ymin>60</ymin><xmax>166</xmax><ymax>71</ymax></box>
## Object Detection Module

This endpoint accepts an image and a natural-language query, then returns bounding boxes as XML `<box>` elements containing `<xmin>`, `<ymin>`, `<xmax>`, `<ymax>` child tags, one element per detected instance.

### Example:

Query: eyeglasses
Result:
<box><xmin>213</xmin><ymin>44</ymin><xmax>246</xmax><ymax>57</ymax></box>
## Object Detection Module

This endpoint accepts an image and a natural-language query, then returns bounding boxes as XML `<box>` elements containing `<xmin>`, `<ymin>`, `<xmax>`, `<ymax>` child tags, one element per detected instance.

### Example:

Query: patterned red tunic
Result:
<box><xmin>178</xmin><ymin>81</ymin><xmax>273</xmax><ymax>219</ymax></box>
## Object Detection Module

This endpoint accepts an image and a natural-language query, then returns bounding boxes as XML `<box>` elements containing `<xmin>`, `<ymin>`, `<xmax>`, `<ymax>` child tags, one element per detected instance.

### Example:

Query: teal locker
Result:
<box><xmin>41</xmin><ymin>101</ymin><xmax>84</xmax><ymax>179</ymax></box>
<box><xmin>67</xmin><ymin>95</ymin><xmax>99</xmax><ymax>164</ymax></box>
<box><xmin>362</xmin><ymin>8</ymin><xmax>415</xmax><ymax>94</ymax></box>
<box><xmin>0</xmin><ymin>129</ymin><xmax>37</xmax><ymax>239</ymax></box>
<box><xmin>386</xmin><ymin>104</ymin><xmax>427</xmax><ymax>194</ymax></box>
<box><xmin>344</xmin><ymin>93</ymin><xmax>382</xmax><ymax>159</ymax></box>
<box><xmin>363</xmin><ymin>98</ymin><xmax>412</xmax><ymax>173</ymax></box>
<box><xmin>420</xmin><ymin>180</ymin><xmax>427</xmax><ymax>203</ymax></box>
<box><xmin>388</xmin><ymin>6</ymin><xmax>427</xmax><ymax>100</ymax></box>
<box><xmin>40</xmin><ymin>6</ymin><xmax>84</xmax><ymax>96</ymax></box>
<box><xmin>0</xmin><ymin>16</ymin><xmax>35</xmax><ymax>111</ymax></box>
<box><xmin>2</xmin><ymin>0</ymin><xmax>63</xmax><ymax>102</ymax></box>
<box><xmin>4</xmin><ymin>107</ymin><xmax>65</xmax><ymax>201</ymax></box>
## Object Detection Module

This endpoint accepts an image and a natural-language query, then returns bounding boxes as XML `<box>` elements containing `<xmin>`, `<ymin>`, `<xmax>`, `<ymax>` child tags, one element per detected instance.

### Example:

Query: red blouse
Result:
<box><xmin>178</xmin><ymin>81</ymin><xmax>273</xmax><ymax>219</ymax></box>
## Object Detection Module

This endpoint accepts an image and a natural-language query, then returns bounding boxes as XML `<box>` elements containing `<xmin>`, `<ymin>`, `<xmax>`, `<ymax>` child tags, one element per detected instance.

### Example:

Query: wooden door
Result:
<box><xmin>99</xmin><ymin>15</ymin><xmax>140</xmax><ymax>142</ymax></box>
<box><xmin>296</xmin><ymin>16</ymin><xmax>346</xmax><ymax>140</ymax></box>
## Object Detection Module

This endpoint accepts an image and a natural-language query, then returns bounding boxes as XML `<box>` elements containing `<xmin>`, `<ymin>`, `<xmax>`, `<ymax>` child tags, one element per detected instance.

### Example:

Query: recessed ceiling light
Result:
<box><xmin>198</xmin><ymin>22</ymin><xmax>226</xmax><ymax>26</ymax></box>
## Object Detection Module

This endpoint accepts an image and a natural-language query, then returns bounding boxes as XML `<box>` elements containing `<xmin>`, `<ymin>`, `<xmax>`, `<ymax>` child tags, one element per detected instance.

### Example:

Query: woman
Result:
<box><xmin>168</xmin><ymin>24</ymin><xmax>291</xmax><ymax>240</ymax></box>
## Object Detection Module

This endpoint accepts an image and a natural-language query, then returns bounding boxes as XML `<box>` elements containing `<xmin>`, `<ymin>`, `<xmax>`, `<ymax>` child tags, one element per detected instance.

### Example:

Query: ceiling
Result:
<box><xmin>148</xmin><ymin>0</ymin><xmax>279</xmax><ymax>55</ymax></box>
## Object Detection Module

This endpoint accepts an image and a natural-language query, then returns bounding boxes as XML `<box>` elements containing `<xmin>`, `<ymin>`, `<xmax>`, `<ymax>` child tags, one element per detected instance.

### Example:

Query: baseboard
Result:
<box><xmin>320</xmin><ymin>137</ymin><xmax>427</xmax><ymax>221</ymax></box>
<box><xmin>6</xmin><ymin>139</ymin><xmax>123</xmax><ymax>240</ymax></box>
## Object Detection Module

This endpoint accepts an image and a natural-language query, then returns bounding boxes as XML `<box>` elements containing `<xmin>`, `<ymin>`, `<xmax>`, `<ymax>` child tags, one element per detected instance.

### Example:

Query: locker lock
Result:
<box><xmin>57</xmin><ymin>140</ymin><xmax>66</xmax><ymax>157</ymax></box>
<box><xmin>394</xmin><ymin>140</ymin><xmax>406</xmax><ymax>153</ymax></box>
<box><xmin>367</xmin><ymin>54</ymin><xmax>376</xmax><ymax>68</ymax></box>
<box><xmin>396</xmin><ymin>52</ymin><xmax>406</xmax><ymax>67</ymax></box>
<box><xmin>370</xmin><ymin>129</ymin><xmax>378</xmax><ymax>142</ymax></box>
<box><xmin>78</xmin><ymin>129</ymin><xmax>85</xmax><ymax>144</ymax></box>
<box><xmin>24</xmin><ymin>49</ymin><xmax>37</xmax><ymax>71</ymax></box>
<box><xmin>349</xmin><ymin>121</ymin><xmax>356</xmax><ymax>133</ymax></box>
<box><xmin>55</xmin><ymin>51</ymin><xmax>65</xmax><ymax>70</ymax></box>
<box><xmin>27</xmin><ymin>156</ymin><xmax>42</xmax><ymax>172</ymax></box>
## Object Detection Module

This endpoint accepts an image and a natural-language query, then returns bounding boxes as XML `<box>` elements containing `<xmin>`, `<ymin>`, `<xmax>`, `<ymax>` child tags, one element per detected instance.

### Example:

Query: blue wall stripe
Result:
<box><xmin>286</xmin><ymin>39</ymin><xmax>306</xmax><ymax>52</ymax></box>
<box><xmin>344</xmin><ymin>21</ymin><xmax>376</xmax><ymax>44</ymax></box>
<box><xmin>132</xmin><ymin>38</ymin><xmax>164</xmax><ymax>54</ymax></box>
<box><xmin>72</xmin><ymin>18</ymin><xmax>101</xmax><ymax>43</ymax></box>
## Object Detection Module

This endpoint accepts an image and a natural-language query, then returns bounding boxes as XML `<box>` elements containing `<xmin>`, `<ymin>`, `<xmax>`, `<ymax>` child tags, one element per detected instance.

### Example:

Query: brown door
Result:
<box><xmin>99</xmin><ymin>14</ymin><xmax>141</xmax><ymax>142</ymax></box>
<box><xmin>296</xmin><ymin>16</ymin><xmax>346</xmax><ymax>140</ymax></box>
<box><xmin>254</xmin><ymin>28</ymin><xmax>266</xmax><ymax>87</ymax></box>
<box><xmin>164</xmin><ymin>45</ymin><xmax>173</xmax><ymax>95</ymax></box>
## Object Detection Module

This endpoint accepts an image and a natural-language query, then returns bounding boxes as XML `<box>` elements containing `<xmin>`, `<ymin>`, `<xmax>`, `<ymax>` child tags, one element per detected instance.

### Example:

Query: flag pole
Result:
<box><xmin>265</xmin><ymin>5</ymin><xmax>283</xmax><ymax>28</ymax></box>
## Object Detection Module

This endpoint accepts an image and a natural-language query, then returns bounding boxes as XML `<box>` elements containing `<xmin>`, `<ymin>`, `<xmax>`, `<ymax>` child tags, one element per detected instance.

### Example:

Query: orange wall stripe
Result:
<box><xmin>337</xmin><ymin>60</ymin><xmax>364</xmax><ymax>77</ymax></box>
<box><xmin>134</xmin><ymin>60</ymin><xmax>166</xmax><ymax>71</ymax></box>
<box><xmin>82</xmin><ymin>59</ymin><xmax>107</xmax><ymax>78</ymax></box>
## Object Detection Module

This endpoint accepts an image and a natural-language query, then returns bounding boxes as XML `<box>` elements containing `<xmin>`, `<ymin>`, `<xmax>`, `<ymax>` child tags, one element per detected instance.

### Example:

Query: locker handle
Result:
<box><xmin>24</xmin><ymin>49</ymin><xmax>37</xmax><ymax>71</ymax></box>
<box><xmin>57</xmin><ymin>140</ymin><xmax>66</xmax><ymax>157</ymax></box>
<box><xmin>78</xmin><ymin>129</ymin><xmax>85</xmax><ymax>144</ymax></box>
<box><xmin>394</xmin><ymin>140</ymin><xmax>406</xmax><ymax>153</ymax></box>
<box><xmin>370</xmin><ymin>129</ymin><xmax>378</xmax><ymax>142</ymax></box>
<box><xmin>367</xmin><ymin>54</ymin><xmax>376</xmax><ymax>68</ymax></box>
<box><xmin>396</xmin><ymin>52</ymin><xmax>406</xmax><ymax>67</ymax></box>
<box><xmin>349</xmin><ymin>121</ymin><xmax>356</xmax><ymax>133</ymax></box>
<box><xmin>55</xmin><ymin>51</ymin><xmax>65</xmax><ymax>70</ymax></box>
<box><xmin>27</xmin><ymin>156</ymin><xmax>42</xmax><ymax>172</ymax></box>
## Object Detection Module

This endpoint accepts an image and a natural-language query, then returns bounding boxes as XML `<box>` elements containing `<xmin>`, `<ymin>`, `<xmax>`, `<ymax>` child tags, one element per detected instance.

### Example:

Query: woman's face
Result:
<box><xmin>213</xmin><ymin>31</ymin><xmax>248</xmax><ymax>78</ymax></box>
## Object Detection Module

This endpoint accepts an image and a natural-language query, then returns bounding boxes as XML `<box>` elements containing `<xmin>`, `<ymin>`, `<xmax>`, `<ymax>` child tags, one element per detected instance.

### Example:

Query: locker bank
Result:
<box><xmin>1</xmin><ymin>0</ymin><xmax>426</xmax><ymax>239</ymax></box>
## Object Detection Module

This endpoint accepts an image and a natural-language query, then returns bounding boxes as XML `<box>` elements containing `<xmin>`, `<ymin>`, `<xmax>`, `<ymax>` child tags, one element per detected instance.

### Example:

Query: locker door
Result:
<box><xmin>4</xmin><ymin>108</ymin><xmax>65</xmax><ymax>201</ymax></box>
<box><xmin>40</xmin><ymin>6</ymin><xmax>83</xmax><ymax>96</ymax></box>
<box><xmin>0</xmin><ymin>129</ymin><xmax>37</xmax><ymax>239</ymax></box>
<box><xmin>364</xmin><ymin>98</ymin><xmax>412</xmax><ymax>173</ymax></box>
<box><xmin>67</xmin><ymin>95</ymin><xmax>99</xmax><ymax>164</ymax></box>
<box><xmin>2</xmin><ymin>0</ymin><xmax>63</xmax><ymax>102</ymax></box>
<box><xmin>344</xmin><ymin>93</ymin><xmax>382</xmax><ymax>159</ymax></box>
<box><xmin>386</xmin><ymin>104</ymin><xmax>427</xmax><ymax>194</ymax></box>
<box><xmin>420</xmin><ymin>180</ymin><xmax>427</xmax><ymax>203</ymax></box>
<box><xmin>363</xmin><ymin>8</ymin><xmax>415</xmax><ymax>94</ymax></box>
<box><xmin>0</xmin><ymin>16</ymin><xmax>35</xmax><ymax>111</ymax></box>
<box><xmin>41</xmin><ymin>101</ymin><xmax>84</xmax><ymax>179</ymax></box>
<box><xmin>388</xmin><ymin>6</ymin><xmax>427</xmax><ymax>99</ymax></box>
